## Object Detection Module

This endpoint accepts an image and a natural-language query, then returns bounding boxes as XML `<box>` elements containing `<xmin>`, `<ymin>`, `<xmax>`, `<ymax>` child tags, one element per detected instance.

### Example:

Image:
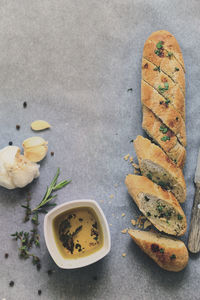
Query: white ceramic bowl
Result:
<box><xmin>44</xmin><ymin>199</ymin><xmax>111</xmax><ymax>269</ymax></box>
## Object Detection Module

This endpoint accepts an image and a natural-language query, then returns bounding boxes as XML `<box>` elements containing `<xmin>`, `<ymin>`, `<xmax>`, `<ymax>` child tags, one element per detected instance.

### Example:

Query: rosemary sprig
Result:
<box><xmin>32</xmin><ymin>168</ymin><xmax>71</xmax><ymax>213</ymax></box>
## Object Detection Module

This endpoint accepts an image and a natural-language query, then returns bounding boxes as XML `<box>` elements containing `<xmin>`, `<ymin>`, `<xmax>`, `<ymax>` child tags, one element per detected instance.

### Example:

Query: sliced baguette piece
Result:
<box><xmin>128</xmin><ymin>229</ymin><xmax>189</xmax><ymax>272</ymax></box>
<box><xmin>142</xmin><ymin>106</ymin><xmax>186</xmax><ymax>168</ymax></box>
<box><xmin>134</xmin><ymin>135</ymin><xmax>186</xmax><ymax>203</ymax></box>
<box><xmin>142</xmin><ymin>58</ymin><xmax>185</xmax><ymax>120</ymax></box>
<box><xmin>141</xmin><ymin>80</ymin><xmax>186</xmax><ymax>147</ymax></box>
<box><xmin>125</xmin><ymin>174</ymin><xmax>187</xmax><ymax>236</ymax></box>
<box><xmin>143</xmin><ymin>31</ymin><xmax>185</xmax><ymax>94</ymax></box>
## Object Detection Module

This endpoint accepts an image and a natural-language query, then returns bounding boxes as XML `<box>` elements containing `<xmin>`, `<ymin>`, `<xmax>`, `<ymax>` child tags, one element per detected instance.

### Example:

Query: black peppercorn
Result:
<box><xmin>9</xmin><ymin>141</ymin><xmax>13</xmax><ymax>145</ymax></box>
<box><xmin>9</xmin><ymin>281</ymin><xmax>14</xmax><ymax>287</ymax></box>
<box><xmin>16</xmin><ymin>125</ymin><xmax>20</xmax><ymax>130</ymax></box>
<box><xmin>23</xmin><ymin>101</ymin><xmax>27</xmax><ymax>108</ymax></box>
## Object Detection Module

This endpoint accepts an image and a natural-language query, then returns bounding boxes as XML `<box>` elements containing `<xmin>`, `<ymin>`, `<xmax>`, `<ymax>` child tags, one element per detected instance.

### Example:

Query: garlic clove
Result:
<box><xmin>31</xmin><ymin>120</ymin><xmax>51</xmax><ymax>131</ymax></box>
<box><xmin>23</xmin><ymin>137</ymin><xmax>48</xmax><ymax>162</ymax></box>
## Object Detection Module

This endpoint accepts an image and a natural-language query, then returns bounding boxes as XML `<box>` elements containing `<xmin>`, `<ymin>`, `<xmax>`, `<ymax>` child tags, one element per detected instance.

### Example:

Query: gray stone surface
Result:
<box><xmin>0</xmin><ymin>0</ymin><xmax>200</xmax><ymax>299</ymax></box>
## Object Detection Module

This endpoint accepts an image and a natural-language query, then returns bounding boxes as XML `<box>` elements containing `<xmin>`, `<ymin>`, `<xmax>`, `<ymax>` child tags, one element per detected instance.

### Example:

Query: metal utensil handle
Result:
<box><xmin>188</xmin><ymin>182</ymin><xmax>200</xmax><ymax>253</ymax></box>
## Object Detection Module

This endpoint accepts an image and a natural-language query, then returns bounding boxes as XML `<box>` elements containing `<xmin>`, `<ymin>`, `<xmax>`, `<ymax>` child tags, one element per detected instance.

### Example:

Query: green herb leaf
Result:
<box><xmin>167</xmin><ymin>51</ymin><xmax>173</xmax><ymax>58</ymax></box>
<box><xmin>177</xmin><ymin>214</ymin><xmax>183</xmax><ymax>220</ymax></box>
<box><xmin>170</xmin><ymin>254</ymin><xmax>176</xmax><ymax>259</ymax></box>
<box><xmin>159</xmin><ymin>248</ymin><xmax>164</xmax><ymax>253</ymax></box>
<box><xmin>175</xmin><ymin>67</ymin><xmax>179</xmax><ymax>72</ymax></box>
<box><xmin>164</xmin><ymin>82</ymin><xmax>169</xmax><ymax>90</ymax></box>
<box><xmin>161</xmin><ymin>136</ymin><xmax>170</xmax><ymax>142</ymax></box>
<box><xmin>159</xmin><ymin>126</ymin><xmax>168</xmax><ymax>134</ymax></box>
<box><xmin>156</xmin><ymin>41</ymin><xmax>164</xmax><ymax>49</ymax></box>
<box><xmin>153</xmin><ymin>66</ymin><xmax>160</xmax><ymax>72</ymax></box>
<box><xmin>147</xmin><ymin>173</ymin><xmax>152</xmax><ymax>180</ymax></box>
<box><xmin>165</xmin><ymin>99</ymin><xmax>171</xmax><ymax>105</ymax></box>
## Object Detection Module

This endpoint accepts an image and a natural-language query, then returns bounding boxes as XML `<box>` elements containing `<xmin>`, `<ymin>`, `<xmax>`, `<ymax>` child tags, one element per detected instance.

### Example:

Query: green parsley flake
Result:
<box><xmin>158</xmin><ymin>82</ymin><xmax>169</xmax><ymax>93</ymax></box>
<box><xmin>161</xmin><ymin>136</ymin><xmax>170</xmax><ymax>142</ymax></box>
<box><xmin>165</xmin><ymin>99</ymin><xmax>171</xmax><ymax>105</ymax></box>
<box><xmin>153</xmin><ymin>66</ymin><xmax>161</xmax><ymax>72</ymax></box>
<box><xmin>175</xmin><ymin>67</ymin><xmax>179</xmax><ymax>72</ymax></box>
<box><xmin>167</xmin><ymin>52</ymin><xmax>173</xmax><ymax>58</ymax></box>
<box><xmin>156</xmin><ymin>41</ymin><xmax>164</xmax><ymax>49</ymax></box>
<box><xmin>177</xmin><ymin>214</ymin><xmax>183</xmax><ymax>220</ymax></box>
<box><xmin>159</xmin><ymin>125</ymin><xmax>168</xmax><ymax>134</ymax></box>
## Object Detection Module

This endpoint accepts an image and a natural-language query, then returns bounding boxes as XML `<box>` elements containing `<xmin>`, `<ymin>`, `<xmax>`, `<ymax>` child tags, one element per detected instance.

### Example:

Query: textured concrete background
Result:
<box><xmin>0</xmin><ymin>0</ymin><xmax>200</xmax><ymax>299</ymax></box>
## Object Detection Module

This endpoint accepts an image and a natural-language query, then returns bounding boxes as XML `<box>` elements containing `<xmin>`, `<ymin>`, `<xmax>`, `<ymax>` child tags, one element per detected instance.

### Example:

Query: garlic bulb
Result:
<box><xmin>23</xmin><ymin>137</ymin><xmax>48</xmax><ymax>162</ymax></box>
<box><xmin>0</xmin><ymin>146</ymin><xmax>40</xmax><ymax>189</ymax></box>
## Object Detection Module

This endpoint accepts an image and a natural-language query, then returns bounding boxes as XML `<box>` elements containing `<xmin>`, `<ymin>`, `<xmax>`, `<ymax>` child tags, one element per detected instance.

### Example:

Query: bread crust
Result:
<box><xmin>149</xmin><ymin>30</ymin><xmax>185</xmax><ymax>72</ymax></box>
<box><xmin>142</xmin><ymin>106</ymin><xmax>186</xmax><ymax>168</ymax></box>
<box><xmin>125</xmin><ymin>174</ymin><xmax>187</xmax><ymax>236</ymax></box>
<box><xmin>141</xmin><ymin>80</ymin><xmax>186</xmax><ymax>146</ymax></box>
<box><xmin>128</xmin><ymin>229</ymin><xmax>189</xmax><ymax>272</ymax></box>
<box><xmin>143</xmin><ymin>30</ymin><xmax>185</xmax><ymax>94</ymax></box>
<box><xmin>134</xmin><ymin>135</ymin><xmax>186</xmax><ymax>202</ymax></box>
<box><xmin>142</xmin><ymin>58</ymin><xmax>185</xmax><ymax>120</ymax></box>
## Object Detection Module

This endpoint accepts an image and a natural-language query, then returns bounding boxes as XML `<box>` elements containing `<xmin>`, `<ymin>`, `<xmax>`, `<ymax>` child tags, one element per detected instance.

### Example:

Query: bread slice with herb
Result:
<box><xmin>128</xmin><ymin>229</ymin><xmax>189</xmax><ymax>272</ymax></box>
<box><xmin>142</xmin><ymin>106</ymin><xmax>186</xmax><ymax>168</ymax></box>
<box><xmin>142</xmin><ymin>30</ymin><xmax>185</xmax><ymax>95</ymax></box>
<box><xmin>142</xmin><ymin>58</ymin><xmax>185</xmax><ymax>120</ymax></box>
<box><xmin>125</xmin><ymin>174</ymin><xmax>187</xmax><ymax>236</ymax></box>
<box><xmin>141</xmin><ymin>80</ymin><xmax>186</xmax><ymax>147</ymax></box>
<box><xmin>134</xmin><ymin>135</ymin><xmax>186</xmax><ymax>203</ymax></box>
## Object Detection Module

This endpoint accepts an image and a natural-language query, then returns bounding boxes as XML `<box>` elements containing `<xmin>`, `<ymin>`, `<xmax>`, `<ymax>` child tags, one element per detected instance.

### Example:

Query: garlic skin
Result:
<box><xmin>23</xmin><ymin>137</ymin><xmax>48</xmax><ymax>162</ymax></box>
<box><xmin>0</xmin><ymin>146</ymin><xmax>40</xmax><ymax>189</ymax></box>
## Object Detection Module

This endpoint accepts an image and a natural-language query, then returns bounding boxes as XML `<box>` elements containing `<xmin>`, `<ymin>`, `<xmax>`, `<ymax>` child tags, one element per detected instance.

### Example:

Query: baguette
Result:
<box><xmin>125</xmin><ymin>174</ymin><xmax>187</xmax><ymax>236</ymax></box>
<box><xmin>134</xmin><ymin>135</ymin><xmax>186</xmax><ymax>203</ymax></box>
<box><xmin>142</xmin><ymin>58</ymin><xmax>185</xmax><ymax>120</ymax></box>
<box><xmin>142</xmin><ymin>106</ymin><xmax>186</xmax><ymax>168</ymax></box>
<box><xmin>128</xmin><ymin>229</ymin><xmax>189</xmax><ymax>272</ymax></box>
<box><xmin>142</xmin><ymin>30</ymin><xmax>185</xmax><ymax>95</ymax></box>
<box><xmin>141</xmin><ymin>80</ymin><xmax>186</xmax><ymax>147</ymax></box>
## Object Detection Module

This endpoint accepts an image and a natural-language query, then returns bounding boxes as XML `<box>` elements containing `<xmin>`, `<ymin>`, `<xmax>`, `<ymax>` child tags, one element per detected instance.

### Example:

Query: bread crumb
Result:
<box><xmin>100</xmin><ymin>200</ymin><xmax>104</xmax><ymax>203</ymax></box>
<box><xmin>137</xmin><ymin>216</ymin><xmax>146</xmax><ymax>225</ymax></box>
<box><xmin>122</xmin><ymin>253</ymin><xmax>126</xmax><ymax>257</ymax></box>
<box><xmin>109</xmin><ymin>194</ymin><xmax>114</xmax><ymax>199</ymax></box>
<box><xmin>129</xmin><ymin>156</ymin><xmax>133</xmax><ymax>163</ymax></box>
<box><xmin>134</xmin><ymin>169</ymin><xmax>140</xmax><ymax>175</ymax></box>
<box><xmin>124</xmin><ymin>154</ymin><xmax>130</xmax><ymax>161</ymax></box>
<box><xmin>114</xmin><ymin>184</ymin><xmax>118</xmax><ymax>188</ymax></box>
<box><xmin>121</xmin><ymin>228</ymin><xmax>128</xmax><ymax>234</ymax></box>
<box><xmin>131</xmin><ymin>219</ymin><xmax>136</xmax><ymax>226</ymax></box>
<box><xmin>112</xmin><ymin>213</ymin><xmax>115</xmax><ymax>217</ymax></box>
<box><xmin>132</xmin><ymin>163</ymin><xmax>140</xmax><ymax>169</ymax></box>
<box><xmin>109</xmin><ymin>224</ymin><xmax>112</xmax><ymax>226</ymax></box>
<box><xmin>143</xmin><ymin>220</ymin><xmax>151</xmax><ymax>229</ymax></box>
<box><xmin>121</xmin><ymin>213</ymin><xmax>125</xmax><ymax>217</ymax></box>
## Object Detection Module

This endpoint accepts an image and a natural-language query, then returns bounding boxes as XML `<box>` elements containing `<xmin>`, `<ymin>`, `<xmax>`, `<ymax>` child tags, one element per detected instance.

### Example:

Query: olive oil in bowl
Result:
<box><xmin>53</xmin><ymin>207</ymin><xmax>103</xmax><ymax>259</ymax></box>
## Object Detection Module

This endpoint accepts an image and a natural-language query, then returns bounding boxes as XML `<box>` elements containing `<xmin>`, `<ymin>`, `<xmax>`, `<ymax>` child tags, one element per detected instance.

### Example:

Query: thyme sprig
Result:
<box><xmin>12</xmin><ymin>168</ymin><xmax>71</xmax><ymax>270</ymax></box>
<box><xmin>11</xmin><ymin>230</ymin><xmax>41</xmax><ymax>270</ymax></box>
